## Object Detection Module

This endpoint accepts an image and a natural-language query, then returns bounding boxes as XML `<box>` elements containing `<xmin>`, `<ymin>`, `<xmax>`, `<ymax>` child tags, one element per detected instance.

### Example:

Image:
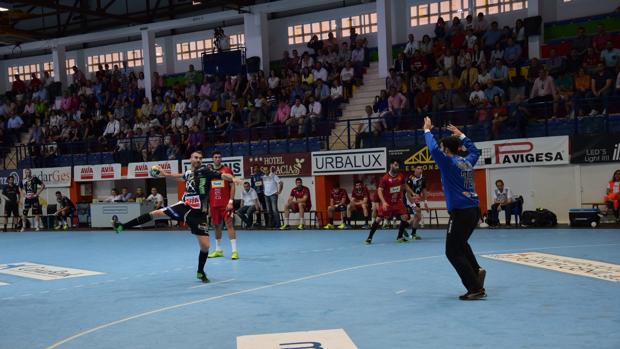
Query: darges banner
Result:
<box><xmin>26</xmin><ymin>167</ymin><xmax>72</xmax><ymax>187</ymax></box>
<box><xmin>571</xmin><ymin>133</ymin><xmax>620</xmax><ymax>164</ymax></box>
<box><xmin>181</xmin><ymin>156</ymin><xmax>244</xmax><ymax>177</ymax></box>
<box><xmin>243</xmin><ymin>153</ymin><xmax>311</xmax><ymax>178</ymax></box>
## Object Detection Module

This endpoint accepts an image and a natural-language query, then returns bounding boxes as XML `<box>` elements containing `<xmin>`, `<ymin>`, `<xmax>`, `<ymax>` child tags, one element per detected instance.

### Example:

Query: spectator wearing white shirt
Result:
<box><xmin>355</xmin><ymin>105</ymin><xmax>383</xmax><ymax>149</ymax></box>
<box><xmin>103</xmin><ymin>188</ymin><xmax>124</xmax><ymax>203</ymax></box>
<box><xmin>101</xmin><ymin>114</ymin><xmax>120</xmax><ymax>143</ymax></box>
<box><xmin>236</xmin><ymin>182</ymin><xmax>261</xmax><ymax>228</ymax></box>
<box><xmin>288</xmin><ymin>97</ymin><xmax>307</xmax><ymax>135</ymax></box>
<box><xmin>146</xmin><ymin>187</ymin><xmax>164</xmax><ymax>209</ymax></box>
<box><xmin>469</xmin><ymin>82</ymin><xmax>486</xmax><ymax>107</ymax></box>
<box><xmin>340</xmin><ymin>61</ymin><xmax>355</xmax><ymax>99</ymax></box>
<box><xmin>489</xmin><ymin>179</ymin><xmax>516</xmax><ymax>226</ymax></box>
<box><xmin>6</xmin><ymin>113</ymin><xmax>24</xmax><ymax>144</ymax></box>
<box><xmin>327</xmin><ymin>79</ymin><xmax>344</xmax><ymax>119</ymax></box>
<box><xmin>306</xmin><ymin>95</ymin><xmax>322</xmax><ymax>134</ymax></box>
<box><xmin>403</xmin><ymin>34</ymin><xmax>419</xmax><ymax>58</ymax></box>
<box><xmin>170</xmin><ymin>112</ymin><xmax>184</xmax><ymax>129</ymax></box>
<box><xmin>174</xmin><ymin>99</ymin><xmax>187</xmax><ymax>114</ymax></box>
<box><xmin>262</xmin><ymin>166</ymin><xmax>283</xmax><ymax>228</ymax></box>
<box><xmin>312</xmin><ymin>62</ymin><xmax>328</xmax><ymax>83</ymax></box>
<box><xmin>351</xmin><ymin>41</ymin><xmax>365</xmax><ymax>80</ymax></box>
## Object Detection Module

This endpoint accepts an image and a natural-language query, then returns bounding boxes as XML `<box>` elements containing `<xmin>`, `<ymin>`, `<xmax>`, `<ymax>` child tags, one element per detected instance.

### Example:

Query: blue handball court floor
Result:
<box><xmin>1</xmin><ymin>227</ymin><xmax>619</xmax><ymax>349</ymax></box>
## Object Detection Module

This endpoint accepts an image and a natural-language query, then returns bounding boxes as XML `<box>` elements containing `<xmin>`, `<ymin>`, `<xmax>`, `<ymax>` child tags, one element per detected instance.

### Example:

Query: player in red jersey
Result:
<box><xmin>365</xmin><ymin>160</ymin><xmax>415</xmax><ymax>244</ymax></box>
<box><xmin>347</xmin><ymin>180</ymin><xmax>370</xmax><ymax>229</ymax></box>
<box><xmin>207</xmin><ymin>151</ymin><xmax>239</xmax><ymax>260</ymax></box>
<box><xmin>324</xmin><ymin>182</ymin><xmax>350</xmax><ymax>229</ymax></box>
<box><xmin>280</xmin><ymin>178</ymin><xmax>312</xmax><ymax>230</ymax></box>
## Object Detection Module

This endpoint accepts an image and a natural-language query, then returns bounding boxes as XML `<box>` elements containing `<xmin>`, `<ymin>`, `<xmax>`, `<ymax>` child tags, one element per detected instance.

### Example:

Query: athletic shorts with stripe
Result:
<box><xmin>163</xmin><ymin>202</ymin><xmax>209</xmax><ymax>236</ymax></box>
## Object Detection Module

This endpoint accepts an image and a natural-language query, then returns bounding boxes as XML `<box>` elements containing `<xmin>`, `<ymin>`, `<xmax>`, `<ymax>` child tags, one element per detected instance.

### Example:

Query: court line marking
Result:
<box><xmin>188</xmin><ymin>278</ymin><xmax>236</xmax><ymax>289</ymax></box>
<box><xmin>395</xmin><ymin>289</ymin><xmax>407</xmax><ymax>294</ymax></box>
<box><xmin>39</xmin><ymin>241</ymin><xmax>620</xmax><ymax>349</ymax></box>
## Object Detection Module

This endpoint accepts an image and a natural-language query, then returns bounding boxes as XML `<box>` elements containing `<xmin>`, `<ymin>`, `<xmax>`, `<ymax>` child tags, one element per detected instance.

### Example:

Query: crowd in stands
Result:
<box><xmin>369</xmin><ymin>13</ymin><xmax>620</xmax><ymax>140</ymax></box>
<box><xmin>1</xmin><ymin>11</ymin><xmax>619</xmax><ymax>164</ymax></box>
<box><xmin>0</xmin><ymin>28</ymin><xmax>373</xmax><ymax>165</ymax></box>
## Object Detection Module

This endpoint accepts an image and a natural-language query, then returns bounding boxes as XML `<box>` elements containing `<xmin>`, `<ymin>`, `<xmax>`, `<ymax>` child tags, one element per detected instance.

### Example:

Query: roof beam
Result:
<box><xmin>4</xmin><ymin>0</ymin><xmax>144</xmax><ymax>24</ymax></box>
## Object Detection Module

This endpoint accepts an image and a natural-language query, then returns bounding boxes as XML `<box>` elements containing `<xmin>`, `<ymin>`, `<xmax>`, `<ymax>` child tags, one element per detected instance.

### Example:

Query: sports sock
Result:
<box><xmin>123</xmin><ymin>213</ymin><xmax>152</xmax><ymax>229</ymax></box>
<box><xmin>364</xmin><ymin>216</ymin><xmax>369</xmax><ymax>225</ymax></box>
<box><xmin>411</xmin><ymin>227</ymin><xmax>417</xmax><ymax>236</ymax></box>
<box><xmin>215</xmin><ymin>239</ymin><xmax>222</xmax><ymax>251</ymax></box>
<box><xmin>198</xmin><ymin>250</ymin><xmax>208</xmax><ymax>273</ymax></box>
<box><xmin>329</xmin><ymin>217</ymin><xmax>334</xmax><ymax>224</ymax></box>
<box><xmin>230</xmin><ymin>239</ymin><xmax>237</xmax><ymax>252</ymax></box>
<box><xmin>367</xmin><ymin>221</ymin><xmax>379</xmax><ymax>240</ymax></box>
<box><xmin>397</xmin><ymin>220</ymin><xmax>409</xmax><ymax>239</ymax></box>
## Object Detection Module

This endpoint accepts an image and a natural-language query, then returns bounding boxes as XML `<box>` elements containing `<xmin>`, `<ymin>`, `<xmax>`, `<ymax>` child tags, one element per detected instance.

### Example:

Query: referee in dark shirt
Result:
<box><xmin>2</xmin><ymin>175</ymin><xmax>20</xmax><ymax>232</ymax></box>
<box><xmin>424</xmin><ymin>117</ymin><xmax>486</xmax><ymax>300</ymax></box>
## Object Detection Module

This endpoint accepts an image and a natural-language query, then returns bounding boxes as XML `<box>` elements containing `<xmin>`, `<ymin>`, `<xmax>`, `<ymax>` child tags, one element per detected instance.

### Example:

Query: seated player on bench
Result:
<box><xmin>604</xmin><ymin>169</ymin><xmax>620</xmax><ymax>223</ymax></box>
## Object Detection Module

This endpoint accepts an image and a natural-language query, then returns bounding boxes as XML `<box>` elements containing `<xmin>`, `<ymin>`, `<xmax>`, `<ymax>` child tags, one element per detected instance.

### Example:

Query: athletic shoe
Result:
<box><xmin>63</xmin><ymin>223</ymin><xmax>69</xmax><ymax>230</ymax></box>
<box><xmin>20</xmin><ymin>226</ymin><xmax>25</xmax><ymax>232</ymax></box>
<box><xmin>208</xmin><ymin>250</ymin><xmax>224</xmax><ymax>258</ymax></box>
<box><xmin>459</xmin><ymin>289</ymin><xmax>486</xmax><ymax>300</ymax></box>
<box><xmin>35</xmin><ymin>227</ymin><xmax>40</xmax><ymax>232</ymax></box>
<box><xmin>361</xmin><ymin>224</ymin><xmax>369</xmax><ymax>229</ymax></box>
<box><xmin>345</xmin><ymin>224</ymin><xmax>354</xmax><ymax>230</ymax></box>
<box><xmin>381</xmin><ymin>222</ymin><xmax>389</xmax><ymax>229</ymax></box>
<box><xmin>196</xmin><ymin>271</ymin><xmax>209</xmax><ymax>283</ymax></box>
<box><xmin>231</xmin><ymin>251</ymin><xmax>239</xmax><ymax>260</ymax></box>
<box><xmin>478</xmin><ymin>268</ymin><xmax>486</xmax><ymax>289</ymax></box>
<box><xmin>279</xmin><ymin>224</ymin><xmax>289</xmax><ymax>230</ymax></box>
<box><xmin>54</xmin><ymin>224</ymin><xmax>61</xmax><ymax>230</ymax></box>
<box><xmin>112</xmin><ymin>222</ymin><xmax>124</xmax><ymax>234</ymax></box>
<box><xmin>396</xmin><ymin>237</ymin><xmax>408</xmax><ymax>243</ymax></box>
<box><xmin>297</xmin><ymin>224</ymin><xmax>305</xmax><ymax>230</ymax></box>
<box><xmin>323</xmin><ymin>223</ymin><xmax>335</xmax><ymax>229</ymax></box>
<box><xmin>412</xmin><ymin>234</ymin><xmax>421</xmax><ymax>240</ymax></box>
<box><xmin>365</xmin><ymin>238</ymin><xmax>372</xmax><ymax>245</ymax></box>
<box><xmin>403</xmin><ymin>231</ymin><xmax>410</xmax><ymax>238</ymax></box>
<box><xmin>337</xmin><ymin>223</ymin><xmax>347</xmax><ymax>229</ymax></box>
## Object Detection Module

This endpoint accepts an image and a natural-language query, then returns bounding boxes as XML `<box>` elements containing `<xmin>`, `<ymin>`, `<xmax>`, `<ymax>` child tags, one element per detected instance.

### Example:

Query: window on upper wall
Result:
<box><xmin>42</xmin><ymin>59</ymin><xmax>77</xmax><ymax>78</ymax></box>
<box><xmin>126</xmin><ymin>46</ymin><xmax>164</xmax><ymax>68</ymax></box>
<box><xmin>287</xmin><ymin>20</ymin><xmax>337</xmax><ymax>45</ymax></box>
<box><xmin>86</xmin><ymin>52</ymin><xmax>124</xmax><ymax>73</ymax></box>
<box><xmin>7</xmin><ymin>63</ymin><xmax>40</xmax><ymax>83</ymax></box>
<box><xmin>176</xmin><ymin>39</ymin><xmax>214</xmax><ymax>61</ymax></box>
<box><xmin>341</xmin><ymin>13</ymin><xmax>378</xmax><ymax>37</ymax></box>
<box><xmin>474</xmin><ymin>0</ymin><xmax>527</xmax><ymax>15</ymax></box>
<box><xmin>410</xmin><ymin>0</ymin><xmax>469</xmax><ymax>27</ymax></box>
<box><xmin>228</xmin><ymin>33</ymin><xmax>245</xmax><ymax>50</ymax></box>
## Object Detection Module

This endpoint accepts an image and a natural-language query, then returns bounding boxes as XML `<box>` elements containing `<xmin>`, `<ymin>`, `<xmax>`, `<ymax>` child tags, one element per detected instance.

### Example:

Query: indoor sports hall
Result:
<box><xmin>0</xmin><ymin>1</ymin><xmax>619</xmax><ymax>349</ymax></box>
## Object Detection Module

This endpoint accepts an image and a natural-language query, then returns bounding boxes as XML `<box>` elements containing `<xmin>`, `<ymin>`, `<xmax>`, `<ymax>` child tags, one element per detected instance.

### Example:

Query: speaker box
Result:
<box><xmin>202</xmin><ymin>50</ymin><xmax>244</xmax><ymax>76</ymax></box>
<box><xmin>246</xmin><ymin>56</ymin><xmax>261</xmax><ymax>74</ymax></box>
<box><xmin>524</xmin><ymin>16</ymin><xmax>542</xmax><ymax>36</ymax></box>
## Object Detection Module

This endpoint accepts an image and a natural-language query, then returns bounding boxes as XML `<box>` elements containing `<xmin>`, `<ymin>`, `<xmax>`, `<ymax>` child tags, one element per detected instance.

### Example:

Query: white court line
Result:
<box><xmin>44</xmin><ymin>241</ymin><xmax>620</xmax><ymax>349</ymax></box>
<box><xmin>188</xmin><ymin>278</ymin><xmax>236</xmax><ymax>289</ymax></box>
<box><xmin>395</xmin><ymin>289</ymin><xmax>407</xmax><ymax>295</ymax></box>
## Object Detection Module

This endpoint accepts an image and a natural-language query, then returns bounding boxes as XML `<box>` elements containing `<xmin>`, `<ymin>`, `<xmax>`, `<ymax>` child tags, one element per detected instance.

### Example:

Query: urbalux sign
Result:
<box><xmin>311</xmin><ymin>148</ymin><xmax>387</xmax><ymax>176</ymax></box>
<box><xmin>475</xmin><ymin>136</ymin><xmax>569</xmax><ymax>168</ymax></box>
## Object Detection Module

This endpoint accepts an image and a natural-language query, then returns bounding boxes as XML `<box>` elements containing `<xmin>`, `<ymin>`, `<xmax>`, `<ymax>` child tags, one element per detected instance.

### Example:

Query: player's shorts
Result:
<box><xmin>291</xmin><ymin>203</ymin><xmax>311</xmax><ymax>213</ymax></box>
<box><xmin>406</xmin><ymin>202</ymin><xmax>421</xmax><ymax>215</ymax></box>
<box><xmin>377</xmin><ymin>203</ymin><xmax>408</xmax><ymax>218</ymax></box>
<box><xmin>163</xmin><ymin>202</ymin><xmax>209</xmax><ymax>236</ymax></box>
<box><xmin>330</xmin><ymin>204</ymin><xmax>347</xmax><ymax>212</ymax></box>
<box><xmin>4</xmin><ymin>202</ymin><xmax>19</xmax><ymax>217</ymax></box>
<box><xmin>211</xmin><ymin>206</ymin><xmax>234</xmax><ymax>226</ymax></box>
<box><xmin>23</xmin><ymin>197</ymin><xmax>42</xmax><ymax>215</ymax></box>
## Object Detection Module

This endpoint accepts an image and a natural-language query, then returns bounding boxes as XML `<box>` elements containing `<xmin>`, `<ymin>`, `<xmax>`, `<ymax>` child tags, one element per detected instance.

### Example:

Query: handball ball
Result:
<box><xmin>150</xmin><ymin>166</ymin><xmax>161</xmax><ymax>177</ymax></box>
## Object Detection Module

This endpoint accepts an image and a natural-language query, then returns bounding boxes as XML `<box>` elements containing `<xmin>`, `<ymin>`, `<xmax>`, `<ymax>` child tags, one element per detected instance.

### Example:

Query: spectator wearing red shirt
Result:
<box><xmin>324</xmin><ymin>183</ymin><xmax>350</xmax><ymax>229</ymax></box>
<box><xmin>11</xmin><ymin>75</ymin><xmax>26</xmax><ymax>95</ymax></box>
<box><xmin>29</xmin><ymin>73</ymin><xmax>42</xmax><ymax>92</ymax></box>
<box><xmin>280</xmin><ymin>178</ymin><xmax>312</xmax><ymax>230</ymax></box>
<box><xmin>415</xmin><ymin>82</ymin><xmax>433</xmax><ymax>118</ymax></box>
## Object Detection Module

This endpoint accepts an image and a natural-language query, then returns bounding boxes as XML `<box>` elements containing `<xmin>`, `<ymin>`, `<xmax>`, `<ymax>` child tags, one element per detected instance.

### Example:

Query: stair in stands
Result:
<box><xmin>328</xmin><ymin>62</ymin><xmax>383</xmax><ymax>150</ymax></box>
<box><xmin>1</xmin><ymin>126</ymin><xmax>33</xmax><ymax>169</ymax></box>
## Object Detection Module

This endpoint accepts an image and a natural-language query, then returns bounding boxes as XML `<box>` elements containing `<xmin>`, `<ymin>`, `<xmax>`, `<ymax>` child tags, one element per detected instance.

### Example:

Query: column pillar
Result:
<box><xmin>527</xmin><ymin>0</ymin><xmax>542</xmax><ymax>58</ymax></box>
<box><xmin>376</xmin><ymin>0</ymin><xmax>393</xmax><ymax>78</ymax></box>
<box><xmin>163</xmin><ymin>36</ymin><xmax>175</xmax><ymax>75</ymax></box>
<box><xmin>243</xmin><ymin>12</ymin><xmax>270</xmax><ymax>74</ymax></box>
<box><xmin>52</xmin><ymin>44</ymin><xmax>67</xmax><ymax>87</ymax></box>
<box><xmin>141</xmin><ymin>29</ymin><xmax>156</xmax><ymax>102</ymax></box>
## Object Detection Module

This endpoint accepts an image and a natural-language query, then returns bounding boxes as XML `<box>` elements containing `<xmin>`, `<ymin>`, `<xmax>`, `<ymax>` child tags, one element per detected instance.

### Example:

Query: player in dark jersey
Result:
<box><xmin>2</xmin><ymin>175</ymin><xmax>21</xmax><ymax>232</ymax></box>
<box><xmin>347</xmin><ymin>180</ymin><xmax>370</xmax><ymax>229</ymax></box>
<box><xmin>404</xmin><ymin>165</ymin><xmax>429</xmax><ymax>240</ymax></box>
<box><xmin>365</xmin><ymin>160</ymin><xmax>415</xmax><ymax>244</ymax></box>
<box><xmin>54</xmin><ymin>191</ymin><xmax>75</xmax><ymax>230</ymax></box>
<box><xmin>112</xmin><ymin>151</ymin><xmax>239</xmax><ymax>283</ymax></box>
<box><xmin>324</xmin><ymin>182</ymin><xmax>349</xmax><ymax>229</ymax></box>
<box><xmin>280</xmin><ymin>178</ymin><xmax>312</xmax><ymax>230</ymax></box>
<box><xmin>20</xmin><ymin>169</ymin><xmax>46</xmax><ymax>232</ymax></box>
<box><xmin>208</xmin><ymin>151</ymin><xmax>239</xmax><ymax>260</ymax></box>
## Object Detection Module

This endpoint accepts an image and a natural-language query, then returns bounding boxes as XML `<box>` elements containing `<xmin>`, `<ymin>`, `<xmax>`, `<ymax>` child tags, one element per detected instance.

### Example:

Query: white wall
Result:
<box><xmin>486</xmin><ymin>163</ymin><xmax>619</xmax><ymax>223</ymax></box>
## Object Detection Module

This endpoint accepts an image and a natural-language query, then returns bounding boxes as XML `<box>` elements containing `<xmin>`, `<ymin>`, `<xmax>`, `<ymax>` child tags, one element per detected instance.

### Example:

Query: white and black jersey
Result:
<box><xmin>404</xmin><ymin>174</ymin><xmax>426</xmax><ymax>207</ymax></box>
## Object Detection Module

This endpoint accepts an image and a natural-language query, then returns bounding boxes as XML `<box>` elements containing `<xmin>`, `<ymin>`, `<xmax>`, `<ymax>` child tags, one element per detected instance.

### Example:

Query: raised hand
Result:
<box><xmin>446</xmin><ymin>124</ymin><xmax>463</xmax><ymax>137</ymax></box>
<box><xmin>423</xmin><ymin>116</ymin><xmax>433</xmax><ymax>131</ymax></box>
